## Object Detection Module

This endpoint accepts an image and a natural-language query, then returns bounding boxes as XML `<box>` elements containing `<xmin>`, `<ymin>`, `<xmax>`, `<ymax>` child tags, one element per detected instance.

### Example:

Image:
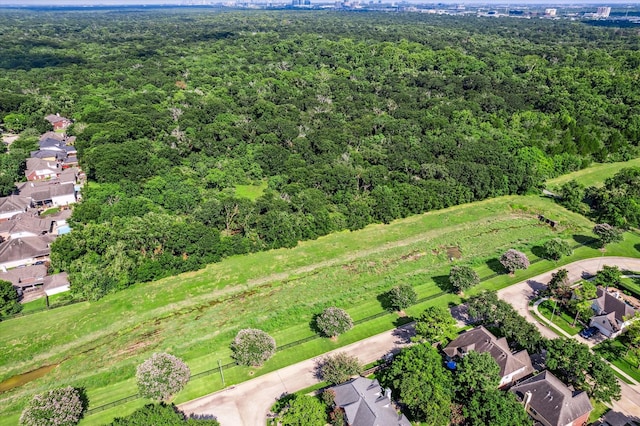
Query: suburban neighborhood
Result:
<box><xmin>0</xmin><ymin>114</ymin><xmax>82</xmax><ymax>302</ymax></box>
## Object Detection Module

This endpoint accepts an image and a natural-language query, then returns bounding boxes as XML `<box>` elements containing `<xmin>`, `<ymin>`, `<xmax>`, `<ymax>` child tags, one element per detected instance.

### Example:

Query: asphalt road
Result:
<box><xmin>497</xmin><ymin>256</ymin><xmax>640</xmax><ymax>419</ymax></box>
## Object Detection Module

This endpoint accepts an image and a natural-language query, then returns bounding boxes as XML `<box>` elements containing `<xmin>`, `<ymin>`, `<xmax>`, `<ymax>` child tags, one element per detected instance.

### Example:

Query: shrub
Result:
<box><xmin>449</xmin><ymin>265</ymin><xmax>480</xmax><ymax>293</ymax></box>
<box><xmin>316</xmin><ymin>307</ymin><xmax>353</xmax><ymax>338</ymax></box>
<box><xmin>136</xmin><ymin>353</ymin><xmax>190</xmax><ymax>401</ymax></box>
<box><xmin>593</xmin><ymin>223</ymin><xmax>623</xmax><ymax>248</ymax></box>
<box><xmin>316</xmin><ymin>352</ymin><xmax>361</xmax><ymax>385</ymax></box>
<box><xmin>387</xmin><ymin>283</ymin><xmax>417</xmax><ymax>311</ymax></box>
<box><xmin>499</xmin><ymin>249</ymin><xmax>530</xmax><ymax>274</ymax></box>
<box><xmin>542</xmin><ymin>238</ymin><xmax>573</xmax><ymax>261</ymax></box>
<box><xmin>20</xmin><ymin>386</ymin><xmax>85</xmax><ymax>426</ymax></box>
<box><xmin>230</xmin><ymin>328</ymin><xmax>276</xmax><ymax>367</ymax></box>
<box><xmin>0</xmin><ymin>279</ymin><xmax>22</xmax><ymax>319</ymax></box>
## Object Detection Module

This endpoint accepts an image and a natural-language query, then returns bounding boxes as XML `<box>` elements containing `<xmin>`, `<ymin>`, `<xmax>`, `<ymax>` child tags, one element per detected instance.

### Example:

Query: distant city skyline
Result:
<box><xmin>1</xmin><ymin>0</ymin><xmax>640</xmax><ymax>5</ymax></box>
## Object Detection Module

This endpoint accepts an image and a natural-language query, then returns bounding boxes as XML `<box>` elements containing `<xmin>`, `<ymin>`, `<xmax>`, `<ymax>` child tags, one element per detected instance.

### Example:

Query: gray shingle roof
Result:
<box><xmin>331</xmin><ymin>377</ymin><xmax>411</xmax><ymax>426</ymax></box>
<box><xmin>0</xmin><ymin>237</ymin><xmax>51</xmax><ymax>265</ymax></box>
<box><xmin>0</xmin><ymin>264</ymin><xmax>47</xmax><ymax>288</ymax></box>
<box><xmin>592</xmin><ymin>287</ymin><xmax>636</xmax><ymax>323</ymax></box>
<box><xmin>510</xmin><ymin>370</ymin><xmax>593</xmax><ymax>426</ymax></box>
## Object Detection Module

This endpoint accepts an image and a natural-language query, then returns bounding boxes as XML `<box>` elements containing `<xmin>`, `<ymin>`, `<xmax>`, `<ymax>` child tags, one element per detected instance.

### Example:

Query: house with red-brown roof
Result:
<box><xmin>443</xmin><ymin>325</ymin><xmax>534</xmax><ymax>387</ymax></box>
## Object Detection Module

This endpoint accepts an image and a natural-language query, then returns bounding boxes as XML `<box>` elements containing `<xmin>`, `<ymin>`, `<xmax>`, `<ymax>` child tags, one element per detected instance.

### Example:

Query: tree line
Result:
<box><xmin>1</xmin><ymin>10</ymin><xmax>639</xmax><ymax>297</ymax></box>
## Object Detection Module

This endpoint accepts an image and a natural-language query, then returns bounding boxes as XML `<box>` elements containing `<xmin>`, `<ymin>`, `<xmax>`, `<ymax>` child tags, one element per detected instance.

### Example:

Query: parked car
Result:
<box><xmin>579</xmin><ymin>326</ymin><xmax>599</xmax><ymax>339</ymax></box>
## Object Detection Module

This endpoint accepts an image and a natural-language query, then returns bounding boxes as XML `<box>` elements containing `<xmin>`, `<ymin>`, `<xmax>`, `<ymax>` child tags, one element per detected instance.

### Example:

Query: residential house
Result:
<box><xmin>43</xmin><ymin>272</ymin><xmax>70</xmax><ymax>296</ymax></box>
<box><xmin>25</xmin><ymin>158</ymin><xmax>60</xmax><ymax>181</ymax></box>
<box><xmin>44</xmin><ymin>114</ymin><xmax>72</xmax><ymax>131</ymax></box>
<box><xmin>510</xmin><ymin>370</ymin><xmax>593</xmax><ymax>426</ymax></box>
<box><xmin>30</xmin><ymin>184</ymin><xmax>77</xmax><ymax>209</ymax></box>
<box><xmin>0</xmin><ymin>264</ymin><xmax>48</xmax><ymax>294</ymax></box>
<box><xmin>30</xmin><ymin>149</ymin><xmax>67</xmax><ymax>162</ymax></box>
<box><xmin>0</xmin><ymin>236</ymin><xmax>53</xmax><ymax>269</ymax></box>
<box><xmin>0</xmin><ymin>213</ymin><xmax>54</xmax><ymax>240</ymax></box>
<box><xmin>330</xmin><ymin>377</ymin><xmax>411</xmax><ymax>426</ymax></box>
<box><xmin>0</xmin><ymin>196</ymin><xmax>29</xmax><ymax>221</ymax></box>
<box><xmin>39</xmin><ymin>131</ymin><xmax>65</xmax><ymax>142</ymax></box>
<box><xmin>443</xmin><ymin>325</ymin><xmax>534</xmax><ymax>387</ymax></box>
<box><xmin>589</xmin><ymin>287</ymin><xmax>637</xmax><ymax>338</ymax></box>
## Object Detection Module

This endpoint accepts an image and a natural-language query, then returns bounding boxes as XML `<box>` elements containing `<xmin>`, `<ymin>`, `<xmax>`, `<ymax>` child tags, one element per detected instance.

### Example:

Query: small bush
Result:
<box><xmin>316</xmin><ymin>307</ymin><xmax>353</xmax><ymax>338</ymax></box>
<box><xmin>387</xmin><ymin>283</ymin><xmax>417</xmax><ymax>311</ymax></box>
<box><xmin>230</xmin><ymin>328</ymin><xmax>276</xmax><ymax>367</ymax></box>
<box><xmin>499</xmin><ymin>249</ymin><xmax>530</xmax><ymax>274</ymax></box>
<box><xmin>20</xmin><ymin>386</ymin><xmax>85</xmax><ymax>426</ymax></box>
<box><xmin>136</xmin><ymin>353</ymin><xmax>190</xmax><ymax>401</ymax></box>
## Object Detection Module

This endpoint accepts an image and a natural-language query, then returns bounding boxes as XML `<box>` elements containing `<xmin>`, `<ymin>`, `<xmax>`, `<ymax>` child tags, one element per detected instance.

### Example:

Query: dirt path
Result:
<box><xmin>179</xmin><ymin>324</ymin><xmax>415</xmax><ymax>425</ymax></box>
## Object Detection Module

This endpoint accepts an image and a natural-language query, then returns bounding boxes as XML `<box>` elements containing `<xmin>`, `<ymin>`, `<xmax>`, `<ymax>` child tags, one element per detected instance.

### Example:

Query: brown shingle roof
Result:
<box><xmin>443</xmin><ymin>326</ymin><xmax>533</xmax><ymax>382</ymax></box>
<box><xmin>0</xmin><ymin>237</ymin><xmax>51</xmax><ymax>265</ymax></box>
<box><xmin>511</xmin><ymin>370</ymin><xmax>593</xmax><ymax>426</ymax></box>
<box><xmin>592</xmin><ymin>287</ymin><xmax>636</xmax><ymax>323</ymax></box>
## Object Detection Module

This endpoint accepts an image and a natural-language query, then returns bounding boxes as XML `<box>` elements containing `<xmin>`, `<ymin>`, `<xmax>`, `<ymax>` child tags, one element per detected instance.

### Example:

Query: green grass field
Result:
<box><xmin>1</xmin><ymin>193</ymin><xmax>639</xmax><ymax>425</ymax></box>
<box><xmin>536</xmin><ymin>300</ymin><xmax>581</xmax><ymax>336</ymax></box>
<box><xmin>234</xmin><ymin>180</ymin><xmax>267</xmax><ymax>200</ymax></box>
<box><xmin>546</xmin><ymin>157</ymin><xmax>640</xmax><ymax>189</ymax></box>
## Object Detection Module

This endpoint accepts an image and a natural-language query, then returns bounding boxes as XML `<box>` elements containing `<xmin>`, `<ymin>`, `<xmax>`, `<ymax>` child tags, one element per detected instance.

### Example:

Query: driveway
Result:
<box><xmin>498</xmin><ymin>256</ymin><xmax>640</xmax><ymax>418</ymax></box>
<box><xmin>179</xmin><ymin>324</ymin><xmax>415</xmax><ymax>425</ymax></box>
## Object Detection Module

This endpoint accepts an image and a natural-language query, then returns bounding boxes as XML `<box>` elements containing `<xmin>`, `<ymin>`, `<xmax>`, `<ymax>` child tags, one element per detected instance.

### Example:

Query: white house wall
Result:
<box><xmin>51</xmin><ymin>194</ymin><xmax>76</xmax><ymax>207</ymax></box>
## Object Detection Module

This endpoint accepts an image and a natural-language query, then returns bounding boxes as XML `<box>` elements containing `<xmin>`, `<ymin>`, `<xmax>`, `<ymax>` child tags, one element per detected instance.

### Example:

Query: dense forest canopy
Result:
<box><xmin>1</xmin><ymin>10</ymin><xmax>639</xmax><ymax>299</ymax></box>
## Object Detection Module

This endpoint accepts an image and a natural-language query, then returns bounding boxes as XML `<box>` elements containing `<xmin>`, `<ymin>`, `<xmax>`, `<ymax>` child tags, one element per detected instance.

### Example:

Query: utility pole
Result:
<box><xmin>218</xmin><ymin>360</ymin><xmax>225</xmax><ymax>387</ymax></box>
<box><xmin>550</xmin><ymin>299</ymin><xmax>558</xmax><ymax>323</ymax></box>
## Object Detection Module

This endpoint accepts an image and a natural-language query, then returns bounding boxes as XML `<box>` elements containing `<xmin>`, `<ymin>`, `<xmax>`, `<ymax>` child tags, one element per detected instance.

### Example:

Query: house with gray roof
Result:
<box><xmin>0</xmin><ymin>264</ymin><xmax>47</xmax><ymax>292</ymax></box>
<box><xmin>330</xmin><ymin>377</ymin><xmax>411</xmax><ymax>426</ymax></box>
<box><xmin>25</xmin><ymin>158</ymin><xmax>60</xmax><ymax>181</ymax></box>
<box><xmin>510</xmin><ymin>370</ymin><xmax>593</xmax><ymax>426</ymax></box>
<box><xmin>589</xmin><ymin>287</ymin><xmax>637</xmax><ymax>338</ymax></box>
<box><xmin>0</xmin><ymin>214</ymin><xmax>54</xmax><ymax>240</ymax></box>
<box><xmin>443</xmin><ymin>325</ymin><xmax>534</xmax><ymax>387</ymax></box>
<box><xmin>0</xmin><ymin>236</ymin><xmax>53</xmax><ymax>270</ymax></box>
<box><xmin>0</xmin><ymin>195</ymin><xmax>29</xmax><ymax>221</ymax></box>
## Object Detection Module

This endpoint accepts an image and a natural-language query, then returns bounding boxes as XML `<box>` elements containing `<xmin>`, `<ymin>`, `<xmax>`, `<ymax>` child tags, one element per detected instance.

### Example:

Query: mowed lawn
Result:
<box><xmin>1</xmin><ymin>194</ymin><xmax>639</xmax><ymax>425</ymax></box>
<box><xmin>546</xmin><ymin>157</ymin><xmax>640</xmax><ymax>189</ymax></box>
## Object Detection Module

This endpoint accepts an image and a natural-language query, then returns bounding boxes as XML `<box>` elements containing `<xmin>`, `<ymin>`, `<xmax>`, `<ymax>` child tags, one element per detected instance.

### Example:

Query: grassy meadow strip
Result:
<box><xmin>1</xmin><ymin>194</ymin><xmax>638</xmax><ymax>424</ymax></box>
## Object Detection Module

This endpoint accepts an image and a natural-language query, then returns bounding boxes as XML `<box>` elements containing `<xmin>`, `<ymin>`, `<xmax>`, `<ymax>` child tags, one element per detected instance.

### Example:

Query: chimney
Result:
<box><xmin>385</xmin><ymin>387</ymin><xmax>392</xmax><ymax>401</ymax></box>
<box><xmin>523</xmin><ymin>391</ymin><xmax>532</xmax><ymax>411</ymax></box>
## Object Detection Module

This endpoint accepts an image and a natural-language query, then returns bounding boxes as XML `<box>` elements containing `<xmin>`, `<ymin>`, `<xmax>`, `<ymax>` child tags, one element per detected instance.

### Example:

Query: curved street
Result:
<box><xmin>180</xmin><ymin>256</ymin><xmax>640</xmax><ymax>424</ymax></box>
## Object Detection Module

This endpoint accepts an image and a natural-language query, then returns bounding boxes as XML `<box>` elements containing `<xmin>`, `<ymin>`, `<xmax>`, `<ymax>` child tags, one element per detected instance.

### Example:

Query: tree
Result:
<box><xmin>230</xmin><ymin>328</ymin><xmax>276</xmax><ymax>367</ymax></box>
<box><xmin>316</xmin><ymin>352</ymin><xmax>361</xmax><ymax>385</ymax></box>
<box><xmin>571</xmin><ymin>281</ymin><xmax>597</xmax><ymax>326</ymax></box>
<box><xmin>558</xmin><ymin>180</ymin><xmax>585</xmax><ymax>213</ymax></box>
<box><xmin>454</xmin><ymin>351</ymin><xmax>501</xmax><ymax>397</ymax></box>
<box><xmin>414</xmin><ymin>306</ymin><xmax>458</xmax><ymax>346</ymax></box>
<box><xmin>110</xmin><ymin>403</ymin><xmax>220</xmax><ymax>425</ymax></box>
<box><xmin>279</xmin><ymin>395</ymin><xmax>326</xmax><ymax>426</ymax></box>
<box><xmin>464</xmin><ymin>389</ymin><xmax>531</xmax><ymax>426</ymax></box>
<box><xmin>136</xmin><ymin>353</ymin><xmax>190</xmax><ymax>401</ymax></box>
<box><xmin>387</xmin><ymin>283</ymin><xmax>417</xmax><ymax>311</ymax></box>
<box><xmin>624</xmin><ymin>313</ymin><xmax>640</xmax><ymax>367</ymax></box>
<box><xmin>315</xmin><ymin>307</ymin><xmax>353</xmax><ymax>338</ymax></box>
<box><xmin>20</xmin><ymin>386</ymin><xmax>85</xmax><ymax>426</ymax></box>
<box><xmin>542</xmin><ymin>238</ymin><xmax>573</xmax><ymax>261</ymax></box>
<box><xmin>499</xmin><ymin>249</ymin><xmax>530</xmax><ymax>274</ymax></box>
<box><xmin>593</xmin><ymin>223</ymin><xmax>623</xmax><ymax>248</ymax></box>
<box><xmin>0</xmin><ymin>279</ymin><xmax>22</xmax><ymax>319</ymax></box>
<box><xmin>380</xmin><ymin>344</ymin><xmax>453</xmax><ymax>424</ymax></box>
<box><xmin>544</xmin><ymin>338</ymin><xmax>620</xmax><ymax>403</ymax></box>
<box><xmin>547</xmin><ymin>268</ymin><xmax>571</xmax><ymax>305</ymax></box>
<box><xmin>449</xmin><ymin>265</ymin><xmax>480</xmax><ymax>293</ymax></box>
<box><xmin>595</xmin><ymin>265</ymin><xmax>622</xmax><ymax>288</ymax></box>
